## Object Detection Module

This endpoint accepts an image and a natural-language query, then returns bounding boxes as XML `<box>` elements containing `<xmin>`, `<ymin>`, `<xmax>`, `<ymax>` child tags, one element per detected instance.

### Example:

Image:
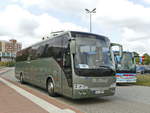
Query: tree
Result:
<box><xmin>133</xmin><ymin>52</ymin><xmax>140</xmax><ymax>64</ymax></box>
<box><xmin>142</xmin><ymin>53</ymin><xmax>150</xmax><ymax>65</ymax></box>
<box><xmin>133</xmin><ymin>52</ymin><xmax>139</xmax><ymax>57</ymax></box>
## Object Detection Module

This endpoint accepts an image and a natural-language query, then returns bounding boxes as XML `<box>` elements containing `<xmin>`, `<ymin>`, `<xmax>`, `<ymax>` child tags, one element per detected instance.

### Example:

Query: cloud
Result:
<box><xmin>93</xmin><ymin>0</ymin><xmax>150</xmax><ymax>54</ymax></box>
<box><xmin>143</xmin><ymin>0</ymin><xmax>150</xmax><ymax>4</ymax></box>
<box><xmin>1</xmin><ymin>0</ymin><xmax>150</xmax><ymax>55</ymax></box>
<box><xmin>122</xmin><ymin>27</ymin><xmax>148</xmax><ymax>41</ymax></box>
<box><xmin>0</xmin><ymin>5</ymin><xmax>37</xmax><ymax>36</ymax></box>
<box><xmin>0</xmin><ymin>4</ymin><xmax>87</xmax><ymax>48</ymax></box>
<box><xmin>34</xmin><ymin>13</ymin><xmax>87</xmax><ymax>37</ymax></box>
<box><xmin>15</xmin><ymin>0</ymin><xmax>97</xmax><ymax>11</ymax></box>
<box><xmin>120</xmin><ymin>27</ymin><xmax>149</xmax><ymax>55</ymax></box>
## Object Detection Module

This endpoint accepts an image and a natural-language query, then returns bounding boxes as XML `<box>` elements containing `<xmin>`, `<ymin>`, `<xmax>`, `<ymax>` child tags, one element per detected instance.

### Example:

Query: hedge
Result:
<box><xmin>0</xmin><ymin>61</ymin><xmax>15</xmax><ymax>67</ymax></box>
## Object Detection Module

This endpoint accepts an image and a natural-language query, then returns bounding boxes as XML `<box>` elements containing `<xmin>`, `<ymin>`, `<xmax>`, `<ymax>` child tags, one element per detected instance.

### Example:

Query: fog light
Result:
<box><xmin>74</xmin><ymin>84</ymin><xmax>88</xmax><ymax>89</ymax></box>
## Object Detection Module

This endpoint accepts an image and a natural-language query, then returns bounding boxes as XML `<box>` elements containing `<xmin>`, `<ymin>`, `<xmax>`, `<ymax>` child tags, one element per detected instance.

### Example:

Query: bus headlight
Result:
<box><xmin>110</xmin><ymin>83</ymin><xmax>116</xmax><ymax>88</ymax></box>
<box><xmin>74</xmin><ymin>84</ymin><xmax>88</xmax><ymax>89</ymax></box>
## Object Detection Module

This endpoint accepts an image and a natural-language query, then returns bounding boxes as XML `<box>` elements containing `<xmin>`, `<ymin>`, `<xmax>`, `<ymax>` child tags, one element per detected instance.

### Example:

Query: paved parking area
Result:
<box><xmin>0</xmin><ymin>80</ymin><xmax>49</xmax><ymax>113</ymax></box>
<box><xmin>0</xmin><ymin>68</ymin><xmax>83</xmax><ymax>113</ymax></box>
<box><xmin>1</xmin><ymin>67</ymin><xmax>150</xmax><ymax>113</ymax></box>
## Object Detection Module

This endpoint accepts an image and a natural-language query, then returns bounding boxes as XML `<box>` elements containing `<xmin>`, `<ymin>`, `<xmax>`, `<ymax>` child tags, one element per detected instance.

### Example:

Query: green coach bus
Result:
<box><xmin>15</xmin><ymin>31</ymin><xmax>122</xmax><ymax>99</ymax></box>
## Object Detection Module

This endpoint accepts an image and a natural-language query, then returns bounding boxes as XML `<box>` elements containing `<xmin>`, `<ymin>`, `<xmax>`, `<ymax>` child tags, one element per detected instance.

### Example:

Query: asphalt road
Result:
<box><xmin>1</xmin><ymin>68</ymin><xmax>150</xmax><ymax>113</ymax></box>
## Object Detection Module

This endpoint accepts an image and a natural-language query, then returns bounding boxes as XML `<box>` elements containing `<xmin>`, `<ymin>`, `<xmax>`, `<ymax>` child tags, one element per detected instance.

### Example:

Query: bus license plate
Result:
<box><xmin>95</xmin><ymin>90</ymin><xmax>104</xmax><ymax>94</ymax></box>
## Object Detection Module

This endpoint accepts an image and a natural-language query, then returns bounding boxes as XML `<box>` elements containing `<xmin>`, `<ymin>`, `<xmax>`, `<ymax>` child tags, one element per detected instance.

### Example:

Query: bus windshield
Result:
<box><xmin>117</xmin><ymin>52</ymin><xmax>135</xmax><ymax>71</ymax></box>
<box><xmin>74</xmin><ymin>37</ymin><xmax>112</xmax><ymax>69</ymax></box>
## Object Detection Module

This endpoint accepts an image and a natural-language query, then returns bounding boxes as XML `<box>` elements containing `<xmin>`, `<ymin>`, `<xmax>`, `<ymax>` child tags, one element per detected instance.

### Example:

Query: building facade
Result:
<box><xmin>0</xmin><ymin>39</ymin><xmax>22</xmax><ymax>62</ymax></box>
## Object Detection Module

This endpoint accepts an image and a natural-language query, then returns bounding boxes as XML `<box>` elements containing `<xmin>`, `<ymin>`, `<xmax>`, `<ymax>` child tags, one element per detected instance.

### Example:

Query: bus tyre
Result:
<box><xmin>47</xmin><ymin>79</ymin><xmax>56</xmax><ymax>97</ymax></box>
<box><xmin>20</xmin><ymin>74</ymin><xmax>24</xmax><ymax>84</ymax></box>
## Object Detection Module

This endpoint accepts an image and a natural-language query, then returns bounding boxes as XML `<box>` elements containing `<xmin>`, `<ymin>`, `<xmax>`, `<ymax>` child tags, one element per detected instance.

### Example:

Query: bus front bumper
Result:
<box><xmin>72</xmin><ymin>87</ymin><xmax>115</xmax><ymax>99</ymax></box>
<box><xmin>116</xmin><ymin>78</ymin><xmax>137</xmax><ymax>83</ymax></box>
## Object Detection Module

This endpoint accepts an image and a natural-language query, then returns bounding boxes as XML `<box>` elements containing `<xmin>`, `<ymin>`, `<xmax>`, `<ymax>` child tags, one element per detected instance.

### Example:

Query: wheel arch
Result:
<box><xmin>20</xmin><ymin>72</ymin><xmax>23</xmax><ymax>75</ymax></box>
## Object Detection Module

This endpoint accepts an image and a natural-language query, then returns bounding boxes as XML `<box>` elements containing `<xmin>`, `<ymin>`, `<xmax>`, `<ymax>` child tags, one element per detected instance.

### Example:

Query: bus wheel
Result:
<box><xmin>47</xmin><ymin>79</ymin><xmax>56</xmax><ymax>97</ymax></box>
<box><xmin>20</xmin><ymin>74</ymin><xmax>24</xmax><ymax>84</ymax></box>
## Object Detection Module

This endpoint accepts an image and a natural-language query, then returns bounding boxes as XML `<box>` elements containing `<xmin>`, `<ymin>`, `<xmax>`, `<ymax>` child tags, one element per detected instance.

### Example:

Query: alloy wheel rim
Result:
<box><xmin>20</xmin><ymin>76</ymin><xmax>23</xmax><ymax>82</ymax></box>
<box><xmin>48</xmin><ymin>82</ymin><xmax>54</xmax><ymax>94</ymax></box>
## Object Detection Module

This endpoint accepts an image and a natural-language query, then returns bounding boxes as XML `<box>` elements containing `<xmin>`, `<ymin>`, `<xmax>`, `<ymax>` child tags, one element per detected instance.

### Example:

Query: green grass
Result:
<box><xmin>0</xmin><ymin>61</ymin><xmax>15</xmax><ymax>67</ymax></box>
<box><xmin>134</xmin><ymin>74</ymin><xmax>150</xmax><ymax>86</ymax></box>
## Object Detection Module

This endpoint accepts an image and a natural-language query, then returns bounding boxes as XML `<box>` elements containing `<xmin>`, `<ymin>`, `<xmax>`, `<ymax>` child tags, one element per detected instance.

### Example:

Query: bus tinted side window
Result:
<box><xmin>30</xmin><ymin>47</ymin><xmax>37</xmax><ymax>60</ymax></box>
<box><xmin>30</xmin><ymin>44</ymin><xmax>49</xmax><ymax>60</ymax></box>
<box><xmin>36</xmin><ymin>45</ymin><xmax>45</xmax><ymax>58</ymax></box>
<box><xmin>16</xmin><ymin>51</ymin><xmax>22</xmax><ymax>61</ymax></box>
<box><xmin>64</xmin><ymin>49</ymin><xmax>71</xmax><ymax>68</ymax></box>
<box><xmin>45</xmin><ymin>35</ymin><xmax>69</xmax><ymax>66</ymax></box>
<box><xmin>16</xmin><ymin>48</ymin><xmax>30</xmax><ymax>61</ymax></box>
<box><xmin>41</xmin><ymin>44</ymin><xmax>49</xmax><ymax>57</ymax></box>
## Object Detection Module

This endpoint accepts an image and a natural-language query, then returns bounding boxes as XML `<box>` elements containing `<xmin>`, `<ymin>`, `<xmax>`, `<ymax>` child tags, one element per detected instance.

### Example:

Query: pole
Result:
<box><xmin>85</xmin><ymin>8</ymin><xmax>96</xmax><ymax>33</ymax></box>
<box><xmin>90</xmin><ymin>13</ymin><xmax>92</xmax><ymax>32</ymax></box>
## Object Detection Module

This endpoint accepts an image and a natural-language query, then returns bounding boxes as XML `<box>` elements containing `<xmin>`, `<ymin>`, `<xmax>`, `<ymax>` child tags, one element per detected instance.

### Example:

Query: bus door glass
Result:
<box><xmin>61</xmin><ymin>36</ymin><xmax>73</xmax><ymax>96</ymax></box>
<box><xmin>63</xmin><ymin>48</ymin><xmax>72</xmax><ymax>87</ymax></box>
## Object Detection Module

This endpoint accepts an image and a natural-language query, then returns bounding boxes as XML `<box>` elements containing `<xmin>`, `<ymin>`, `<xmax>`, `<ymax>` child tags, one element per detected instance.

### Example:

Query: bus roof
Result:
<box><xmin>20</xmin><ymin>31</ymin><xmax>109</xmax><ymax>51</ymax></box>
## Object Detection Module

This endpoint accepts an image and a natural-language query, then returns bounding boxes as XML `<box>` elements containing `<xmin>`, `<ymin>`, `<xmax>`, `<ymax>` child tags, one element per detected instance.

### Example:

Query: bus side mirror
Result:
<box><xmin>110</xmin><ymin>43</ymin><xmax>123</xmax><ymax>69</ymax></box>
<box><xmin>70</xmin><ymin>39</ymin><xmax>76</xmax><ymax>54</ymax></box>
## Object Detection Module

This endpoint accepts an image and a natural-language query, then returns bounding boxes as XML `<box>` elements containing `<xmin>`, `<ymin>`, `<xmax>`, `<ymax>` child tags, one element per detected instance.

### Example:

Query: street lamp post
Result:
<box><xmin>85</xmin><ymin>8</ymin><xmax>96</xmax><ymax>32</ymax></box>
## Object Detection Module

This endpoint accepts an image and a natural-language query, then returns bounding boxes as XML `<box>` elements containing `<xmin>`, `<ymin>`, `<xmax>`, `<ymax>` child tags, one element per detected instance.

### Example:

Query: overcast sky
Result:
<box><xmin>0</xmin><ymin>0</ymin><xmax>150</xmax><ymax>55</ymax></box>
